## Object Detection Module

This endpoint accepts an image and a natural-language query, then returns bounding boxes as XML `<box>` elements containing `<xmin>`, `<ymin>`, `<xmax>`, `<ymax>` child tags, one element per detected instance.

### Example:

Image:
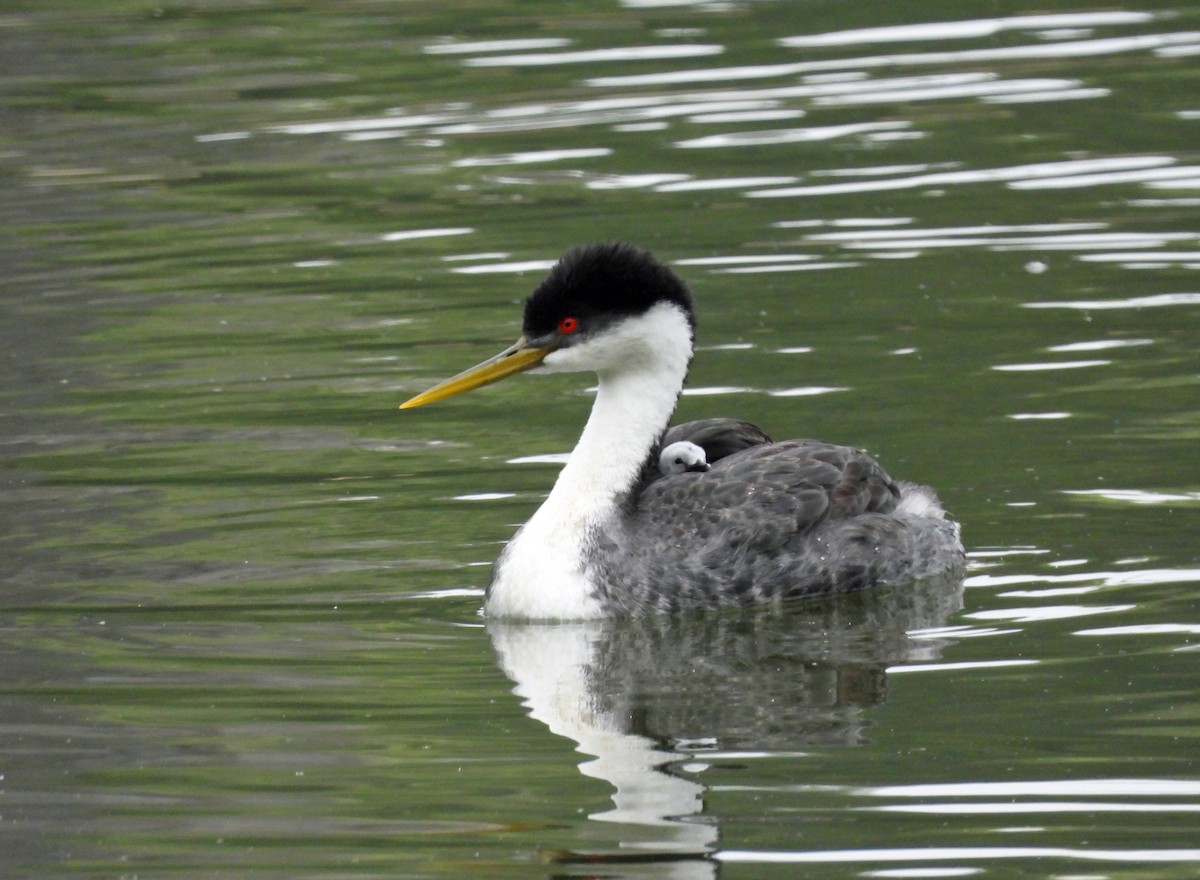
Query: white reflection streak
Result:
<box><xmin>713</xmin><ymin>262</ymin><xmax>861</xmax><ymax>273</ymax></box>
<box><xmin>992</xmin><ymin>233</ymin><xmax>1200</xmax><ymax>250</ymax></box>
<box><xmin>991</xmin><ymin>360</ymin><xmax>1110</xmax><ymax>371</ymax></box>
<box><xmin>810</xmin><ymin>232</ymin><xmax>1195</xmax><ymax>253</ymax></box>
<box><xmin>806</xmin><ymin>222</ymin><xmax>1102</xmax><ymax>240</ymax></box>
<box><xmin>688</xmin><ymin>109</ymin><xmax>806</xmax><ymax>123</ymax></box>
<box><xmin>450</xmin><ymin>260</ymin><xmax>558</xmax><ymax>274</ymax></box>
<box><xmin>589</xmin><ymin>61</ymin><xmax>812</xmax><ymax>88</ymax></box>
<box><xmin>1077</xmin><ymin>251</ymin><xmax>1200</xmax><ymax>263</ymax></box>
<box><xmin>462</xmin><ymin>44</ymin><xmax>724</xmax><ymax>67</ymax></box>
<box><xmin>813</xmin><ymin>78</ymin><xmax>1089</xmax><ymax>106</ymax></box>
<box><xmin>1011</xmin><ymin>165</ymin><xmax>1200</xmax><ymax>189</ymax></box>
<box><xmin>655</xmin><ymin>176</ymin><xmax>798</xmax><ymax>192</ymax></box>
<box><xmin>1077</xmin><ymin>623</ymin><xmax>1200</xmax><ymax>636</ymax></box>
<box><xmin>677</xmin><ymin>120</ymin><xmax>910</xmax><ymax>149</ymax></box>
<box><xmin>1024</xmin><ymin>292</ymin><xmax>1200</xmax><ymax>309</ymax></box>
<box><xmin>809</xmin><ymin>32</ymin><xmax>1200</xmax><ymax>68</ymax></box>
<box><xmin>909</xmin><ymin>232</ymin><xmax>1180</xmax><ymax>249</ymax></box>
<box><xmin>682</xmin><ymin>386</ymin><xmax>752</xmax><ymax>396</ymax></box>
<box><xmin>965</xmin><ymin>605</ymin><xmax>1134</xmax><ymax>623</ymax></box>
<box><xmin>1064</xmin><ymin>489</ymin><xmax>1200</xmax><ymax>505</ymax></box>
<box><xmin>451</xmin><ymin>147</ymin><xmax>611</xmax><ymax>167</ymax></box>
<box><xmin>985</xmin><ymin>87</ymin><xmax>1111</xmax><ymax>104</ymax></box>
<box><xmin>967</xmin><ymin>548</ymin><xmax>1050</xmax><ymax>558</ymax></box>
<box><xmin>588</xmin><ymin>32</ymin><xmax>1200</xmax><ymax>87</ymax></box>
<box><xmin>717</xmin><ymin>846</ymin><xmax>1200</xmax><ymax>864</ymax></box>
<box><xmin>810</xmin><ymin>167</ymin><xmax>934</xmax><ymax>179</ymax></box>
<box><xmin>965</xmin><ymin>568</ymin><xmax>1200</xmax><ymax>589</ymax></box>
<box><xmin>441</xmin><ymin>251</ymin><xmax>509</xmax><ymax>261</ymax></box>
<box><xmin>1149</xmin><ymin>177</ymin><xmax>1200</xmax><ymax>189</ymax></box>
<box><xmin>273</xmin><ymin>113</ymin><xmax>460</xmax><ymax>135</ymax></box>
<box><xmin>765</xmin><ymin>72</ymin><xmax>992</xmax><ymax>100</ymax></box>
<box><xmin>997</xmin><ymin>586</ymin><xmax>1102</xmax><ymax>598</ymax></box>
<box><xmin>423</xmin><ymin>38</ymin><xmax>572</xmax><ymax>54</ymax></box>
<box><xmin>869</xmin><ymin>801</ymin><xmax>1200</xmax><ymax>814</ymax></box>
<box><xmin>885</xmin><ymin>659</ymin><xmax>1038</xmax><ymax>673</ymax></box>
<box><xmin>861</xmin><ymin>779</ymin><xmax>1200</xmax><ymax>797</ymax></box>
<box><xmin>768</xmin><ymin>386</ymin><xmax>848</xmax><ymax>397</ymax></box>
<box><xmin>598</xmin><ymin>72</ymin><xmax>992</xmax><ymax>102</ymax></box>
<box><xmin>508</xmin><ymin>452</ymin><xmax>571</xmax><ymax>465</ymax></box>
<box><xmin>434</xmin><ymin>98</ymin><xmax>795</xmax><ymax>135</ymax></box>
<box><xmin>779</xmin><ymin>12</ymin><xmax>1157</xmax><ymax>48</ymax></box>
<box><xmin>633</xmin><ymin>98</ymin><xmax>789</xmax><ymax>119</ymax></box>
<box><xmin>588</xmin><ymin>173</ymin><xmax>691</xmax><ymax>189</ymax></box>
<box><xmin>380</xmin><ymin>227</ymin><xmax>473</xmax><ymax>242</ymax></box>
<box><xmin>750</xmin><ymin>157</ymin><xmax>1176</xmax><ymax>197</ymax></box>
<box><xmin>675</xmin><ymin>255</ymin><xmax>815</xmax><ymax>265</ymax></box>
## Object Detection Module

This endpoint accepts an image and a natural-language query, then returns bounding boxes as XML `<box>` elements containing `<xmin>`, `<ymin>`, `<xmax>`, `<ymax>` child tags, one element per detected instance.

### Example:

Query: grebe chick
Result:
<box><xmin>659</xmin><ymin>440</ymin><xmax>710</xmax><ymax>476</ymax></box>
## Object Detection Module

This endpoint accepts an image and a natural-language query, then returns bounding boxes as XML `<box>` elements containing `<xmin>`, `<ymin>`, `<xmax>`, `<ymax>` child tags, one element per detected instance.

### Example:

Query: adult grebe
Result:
<box><xmin>400</xmin><ymin>242</ymin><xmax>964</xmax><ymax>619</ymax></box>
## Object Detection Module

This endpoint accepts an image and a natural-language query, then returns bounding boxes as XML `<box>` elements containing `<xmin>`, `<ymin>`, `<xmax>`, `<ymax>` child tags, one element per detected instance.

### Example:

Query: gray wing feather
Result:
<box><xmin>597</xmin><ymin>440</ymin><xmax>936</xmax><ymax>613</ymax></box>
<box><xmin>662</xmin><ymin>418</ymin><xmax>772</xmax><ymax>461</ymax></box>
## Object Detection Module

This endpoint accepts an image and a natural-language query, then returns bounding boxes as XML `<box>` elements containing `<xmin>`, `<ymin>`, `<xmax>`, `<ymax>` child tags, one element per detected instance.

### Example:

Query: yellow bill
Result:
<box><xmin>399</xmin><ymin>336</ymin><xmax>554</xmax><ymax>409</ymax></box>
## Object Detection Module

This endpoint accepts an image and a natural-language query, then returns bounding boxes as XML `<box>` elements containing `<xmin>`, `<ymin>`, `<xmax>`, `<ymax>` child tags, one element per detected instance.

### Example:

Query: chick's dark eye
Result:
<box><xmin>558</xmin><ymin>316</ymin><xmax>579</xmax><ymax>335</ymax></box>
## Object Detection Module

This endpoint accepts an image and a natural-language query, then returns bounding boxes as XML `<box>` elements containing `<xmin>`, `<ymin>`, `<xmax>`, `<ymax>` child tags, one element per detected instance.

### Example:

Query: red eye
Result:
<box><xmin>558</xmin><ymin>316</ymin><xmax>579</xmax><ymax>334</ymax></box>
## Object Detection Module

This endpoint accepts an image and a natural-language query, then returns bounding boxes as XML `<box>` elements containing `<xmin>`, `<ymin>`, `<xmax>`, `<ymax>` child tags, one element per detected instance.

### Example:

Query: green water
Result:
<box><xmin>2</xmin><ymin>1</ymin><xmax>1199</xmax><ymax>877</ymax></box>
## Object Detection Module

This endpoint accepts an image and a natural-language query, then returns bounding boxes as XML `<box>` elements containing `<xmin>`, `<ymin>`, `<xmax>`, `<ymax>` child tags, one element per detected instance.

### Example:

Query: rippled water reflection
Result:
<box><xmin>2</xmin><ymin>1</ymin><xmax>1199</xmax><ymax>877</ymax></box>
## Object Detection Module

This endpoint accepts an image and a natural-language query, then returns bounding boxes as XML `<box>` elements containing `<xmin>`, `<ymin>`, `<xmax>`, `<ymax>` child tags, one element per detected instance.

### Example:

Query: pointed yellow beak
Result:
<box><xmin>399</xmin><ymin>336</ymin><xmax>554</xmax><ymax>409</ymax></box>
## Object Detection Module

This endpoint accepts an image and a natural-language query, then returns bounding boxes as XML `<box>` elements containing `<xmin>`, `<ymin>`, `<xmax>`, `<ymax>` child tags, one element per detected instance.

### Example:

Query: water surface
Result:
<box><xmin>1</xmin><ymin>2</ymin><xmax>1198</xmax><ymax>877</ymax></box>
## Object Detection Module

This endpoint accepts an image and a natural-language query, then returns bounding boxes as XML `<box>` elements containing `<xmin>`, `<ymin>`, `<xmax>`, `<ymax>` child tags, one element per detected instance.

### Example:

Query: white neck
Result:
<box><xmin>485</xmin><ymin>303</ymin><xmax>693</xmax><ymax>620</ymax></box>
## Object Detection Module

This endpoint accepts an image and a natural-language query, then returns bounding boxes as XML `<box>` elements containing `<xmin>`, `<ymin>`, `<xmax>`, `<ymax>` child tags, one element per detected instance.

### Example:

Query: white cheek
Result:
<box><xmin>541</xmin><ymin>339</ymin><xmax>606</xmax><ymax>373</ymax></box>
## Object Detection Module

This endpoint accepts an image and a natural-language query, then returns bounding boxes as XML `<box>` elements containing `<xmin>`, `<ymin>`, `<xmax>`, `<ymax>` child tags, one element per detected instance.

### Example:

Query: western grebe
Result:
<box><xmin>400</xmin><ymin>242</ymin><xmax>964</xmax><ymax>619</ymax></box>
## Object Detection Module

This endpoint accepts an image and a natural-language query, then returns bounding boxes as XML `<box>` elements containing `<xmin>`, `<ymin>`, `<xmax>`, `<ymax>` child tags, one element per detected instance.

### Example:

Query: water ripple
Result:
<box><xmin>589</xmin><ymin>31</ymin><xmax>1200</xmax><ymax>87</ymax></box>
<box><xmin>992</xmin><ymin>360</ymin><xmax>1111</xmax><ymax>372</ymax></box>
<box><xmin>966</xmin><ymin>605</ymin><xmax>1135</xmax><ymax>623</ymax></box>
<box><xmin>450</xmin><ymin>259</ymin><xmax>558</xmax><ymax>274</ymax></box>
<box><xmin>718</xmin><ymin>845</ymin><xmax>1200</xmax><ymax>864</ymax></box>
<box><xmin>861</xmin><ymin>779</ymin><xmax>1200</xmax><ymax>798</ymax></box>
<box><xmin>965</xmin><ymin>568</ymin><xmax>1200</xmax><ymax>589</ymax></box>
<box><xmin>423</xmin><ymin>38</ymin><xmax>572</xmax><ymax>55</ymax></box>
<box><xmin>1046</xmin><ymin>339</ymin><xmax>1154</xmax><ymax>352</ymax></box>
<box><xmin>380</xmin><ymin>227</ymin><xmax>473</xmax><ymax>242</ymax></box>
<box><xmin>1076</xmin><ymin>623</ymin><xmax>1200</xmax><ymax>636</ymax></box>
<box><xmin>462</xmin><ymin>44</ymin><xmax>724</xmax><ymax>67</ymax></box>
<box><xmin>451</xmin><ymin>147</ymin><xmax>611</xmax><ymax>167</ymax></box>
<box><xmin>1064</xmin><ymin>489</ymin><xmax>1200</xmax><ymax>505</ymax></box>
<box><xmin>1010</xmin><ymin>164</ymin><xmax>1200</xmax><ymax>189</ymax></box>
<box><xmin>1023</xmin><ymin>292</ymin><xmax>1200</xmax><ymax>309</ymax></box>
<box><xmin>886</xmin><ymin>659</ymin><xmax>1038</xmax><ymax>674</ymax></box>
<box><xmin>654</xmin><ymin>175</ymin><xmax>797</xmax><ymax>192</ymax></box>
<box><xmin>749</xmin><ymin>156</ymin><xmax>1177</xmax><ymax>197</ymax></box>
<box><xmin>779</xmin><ymin>12</ymin><xmax>1158</xmax><ymax>49</ymax></box>
<box><xmin>812</xmin><ymin>77</ymin><xmax>1098</xmax><ymax>107</ymax></box>
<box><xmin>676</xmin><ymin>120</ymin><xmax>911</xmax><ymax>149</ymax></box>
<box><xmin>870</xmin><ymin>801</ymin><xmax>1200</xmax><ymax>814</ymax></box>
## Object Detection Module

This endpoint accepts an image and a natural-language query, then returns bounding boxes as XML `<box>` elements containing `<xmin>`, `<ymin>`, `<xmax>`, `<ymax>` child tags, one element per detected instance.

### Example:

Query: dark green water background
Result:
<box><xmin>2</xmin><ymin>2</ymin><xmax>1198</xmax><ymax>877</ymax></box>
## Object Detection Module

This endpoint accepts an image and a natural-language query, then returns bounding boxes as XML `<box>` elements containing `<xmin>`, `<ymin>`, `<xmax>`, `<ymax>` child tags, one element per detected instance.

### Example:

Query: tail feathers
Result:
<box><xmin>895</xmin><ymin>482</ymin><xmax>946</xmax><ymax>519</ymax></box>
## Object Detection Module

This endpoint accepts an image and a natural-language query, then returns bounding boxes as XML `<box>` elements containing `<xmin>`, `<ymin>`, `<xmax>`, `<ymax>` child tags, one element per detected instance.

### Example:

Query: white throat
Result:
<box><xmin>485</xmin><ymin>302</ymin><xmax>693</xmax><ymax>620</ymax></box>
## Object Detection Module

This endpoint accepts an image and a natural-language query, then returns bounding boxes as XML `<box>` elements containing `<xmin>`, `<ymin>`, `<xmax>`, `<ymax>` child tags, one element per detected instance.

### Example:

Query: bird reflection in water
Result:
<box><xmin>488</xmin><ymin>572</ymin><xmax>964</xmax><ymax>874</ymax></box>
